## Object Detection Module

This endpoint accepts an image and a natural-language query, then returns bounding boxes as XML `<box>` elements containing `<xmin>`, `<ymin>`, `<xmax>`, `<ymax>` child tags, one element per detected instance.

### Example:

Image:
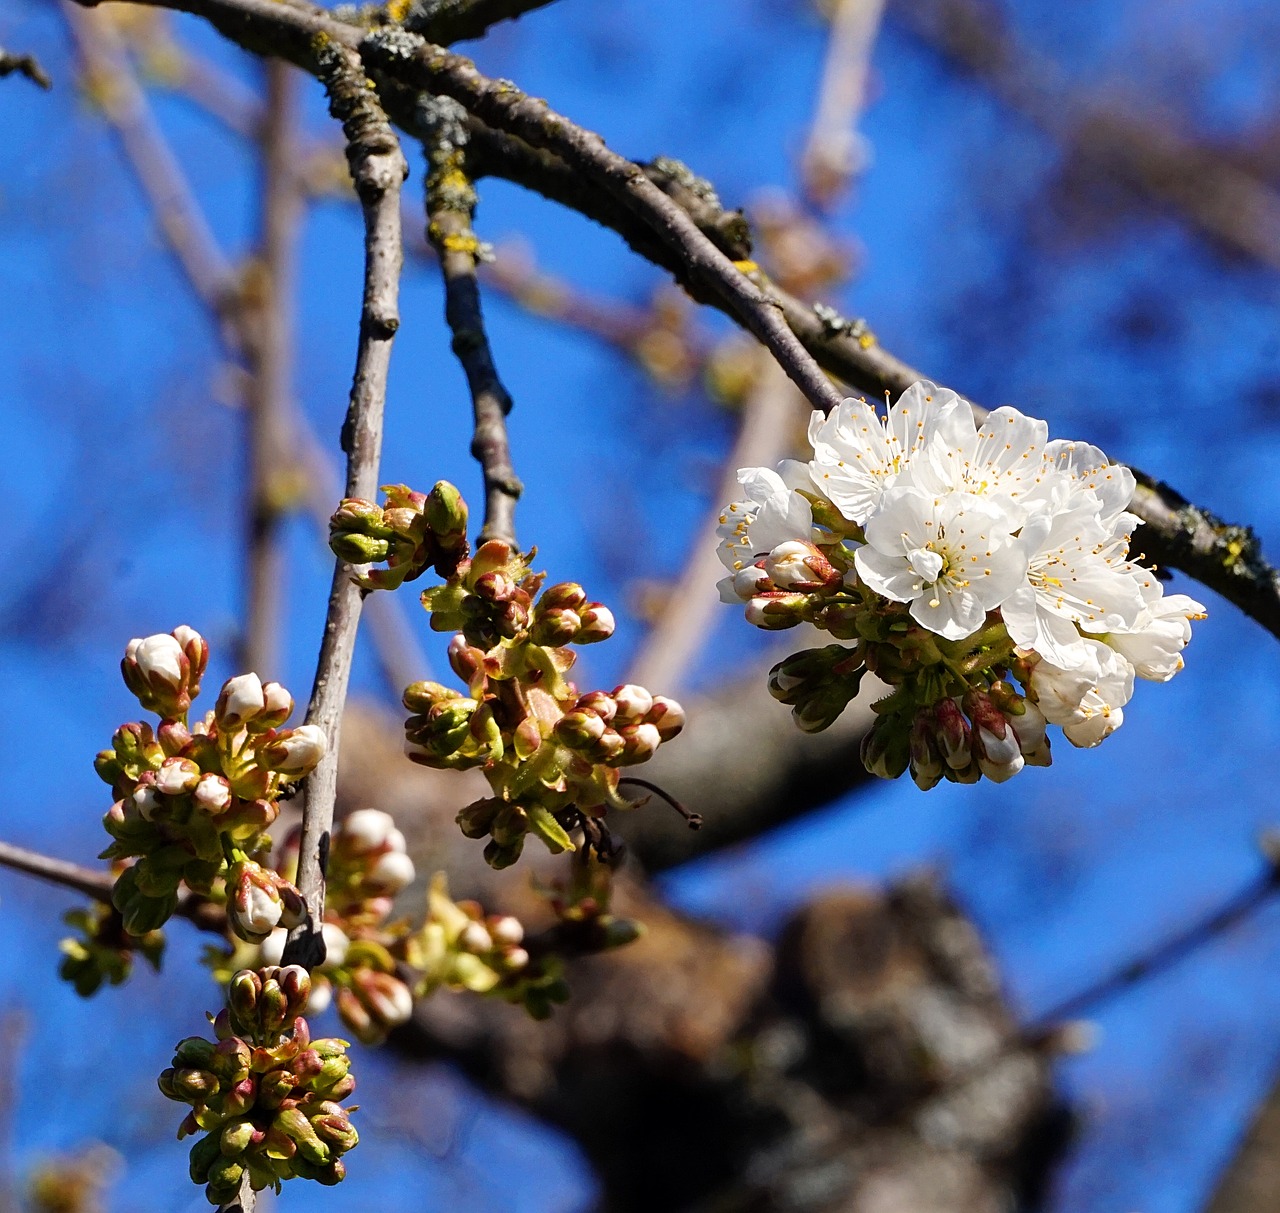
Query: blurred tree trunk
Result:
<box><xmin>1206</xmin><ymin>1079</ymin><xmax>1280</xmax><ymax>1213</ymax></box>
<box><xmin>335</xmin><ymin>698</ymin><xmax>1071</xmax><ymax>1212</ymax></box>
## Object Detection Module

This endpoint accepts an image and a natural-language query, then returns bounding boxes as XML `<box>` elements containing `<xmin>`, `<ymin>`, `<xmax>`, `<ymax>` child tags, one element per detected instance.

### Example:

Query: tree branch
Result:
<box><xmin>283</xmin><ymin>45</ymin><xmax>407</xmax><ymax>970</ymax></box>
<box><xmin>421</xmin><ymin>99</ymin><xmax>522</xmax><ymax>545</ymax></box>
<box><xmin>403</xmin><ymin>0</ymin><xmax>560</xmax><ymax>45</ymax></box>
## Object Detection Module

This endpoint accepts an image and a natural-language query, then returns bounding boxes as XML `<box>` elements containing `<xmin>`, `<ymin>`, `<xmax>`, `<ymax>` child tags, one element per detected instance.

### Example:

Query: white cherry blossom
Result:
<box><xmin>1027</xmin><ymin>639</ymin><xmax>1135</xmax><ymax>747</ymax></box>
<box><xmin>1094</xmin><ymin>581</ymin><xmax>1206</xmax><ymax>681</ymax></box>
<box><xmin>1001</xmin><ymin>502</ymin><xmax>1146</xmax><ymax>666</ymax></box>
<box><xmin>715</xmin><ymin>462</ymin><xmax>816</xmax><ymax>600</ymax></box>
<box><xmin>807</xmin><ymin>380</ymin><xmax>975</xmax><ymax>524</ymax></box>
<box><xmin>854</xmin><ymin>488</ymin><xmax>1027</xmax><ymax>640</ymax></box>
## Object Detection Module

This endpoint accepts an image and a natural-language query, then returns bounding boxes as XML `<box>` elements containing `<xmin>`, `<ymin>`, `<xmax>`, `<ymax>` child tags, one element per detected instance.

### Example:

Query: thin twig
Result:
<box><xmin>403</xmin><ymin>0</ymin><xmax>559</xmax><ymax>44</ymax></box>
<box><xmin>800</xmin><ymin>0</ymin><xmax>886</xmax><ymax>209</ymax></box>
<box><xmin>361</xmin><ymin>30</ymin><xmax>845</xmax><ymax>415</ymax></box>
<box><xmin>0</xmin><ymin>840</ymin><xmax>229</xmax><ymax>933</ymax></box>
<box><xmin>242</xmin><ymin>60</ymin><xmax>303</xmax><ymax>679</ymax></box>
<box><xmin>282</xmin><ymin>44</ymin><xmax>407</xmax><ymax>971</ymax></box>
<box><xmin>421</xmin><ymin>98</ymin><xmax>521</xmax><ymax>545</ymax></box>
<box><xmin>627</xmin><ymin>356</ymin><xmax>797</xmax><ymax>694</ymax></box>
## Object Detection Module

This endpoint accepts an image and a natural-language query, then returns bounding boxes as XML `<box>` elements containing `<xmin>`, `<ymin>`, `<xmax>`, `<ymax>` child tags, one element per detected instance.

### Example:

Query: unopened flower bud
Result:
<box><xmin>531</xmin><ymin>606</ymin><xmax>581</xmax><ymax>645</ymax></box>
<box><xmin>321</xmin><ymin>923</ymin><xmax>350</xmax><ymax>968</ymax></box>
<box><xmin>576</xmin><ymin>604</ymin><xmax>615</xmax><ymax>643</ymax></box>
<box><xmin>257</xmin><ymin>681</ymin><xmax>294</xmax><ymax>729</ymax></box>
<box><xmin>732</xmin><ymin>565</ymin><xmax>771</xmax><ymax>600</ymax></box>
<box><xmin>261</xmin><ymin>724</ymin><xmax>328</xmax><ymax>776</ymax></box>
<box><xmin>612</xmin><ymin>684</ymin><xmax>654</xmax><ymax>721</ymax></box>
<box><xmin>133</xmin><ymin>782</ymin><xmax>164</xmax><ymax>822</ymax></box>
<box><xmin>424</xmin><ymin>480</ymin><xmax>468</xmax><ymax>544</ymax></box>
<box><xmin>127</xmin><ymin>633</ymin><xmax>185</xmax><ymax>695</ymax></box>
<box><xmin>155</xmin><ymin>757</ymin><xmax>201</xmax><ymax>796</ymax></box>
<box><xmin>645</xmin><ymin>696</ymin><xmax>686</xmax><ymax>740</ymax></box>
<box><xmin>617</xmin><ymin>722</ymin><xmax>662</xmax><ymax>765</ymax></box>
<box><xmin>555</xmin><ymin>708</ymin><xmax>607</xmax><ymax>749</ymax></box>
<box><xmin>489</xmin><ymin>916</ymin><xmax>524</xmax><ymax>947</ymax></box>
<box><xmin>575</xmin><ymin>691</ymin><xmax>617</xmax><ymax>723</ymax></box>
<box><xmin>447</xmin><ymin>635</ymin><xmax>486</xmax><ymax>688</ymax></box>
<box><xmin>194</xmin><ymin>773</ymin><xmax>232</xmax><ymax>814</ymax></box>
<box><xmin>763</xmin><ymin>539</ymin><xmax>836</xmax><ymax>590</ymax></box>
<box><xmin>933</xmin><ymin>698</ymin><xmax>972</xmax><ymax>770</ymax></box>
<box><xmin>539</xmin><ymin>582</ymin><xmax>587</xmax><ymax>612</ymax></box>
<box><xmin>459</xmin><ymin>921</ymin><xmax>494</xmax><ymax>954</ymax></box>
<box><xmin>744</xmin><ymin>593</ymin><xmax>807</xmax><ymax>630</ymax></box>
<box><xmin>860</xmin><ymin>716</ymin><xmax>910</xmax><ymax>780</ymax></box>
<box><xmin>216</xmin><ymin>673</ymin><xmax>266</xmax><ymax>729</ymax></box>
<box><xmin>228</xmin><ymin>862</ymin><xmax>284</xmax><ymax>943</ymax></box>
<box><xmin>367</xmin><ymin>850</ymin><xmax>416</xmax><ymax>894</ymax></box>
<box><xmin>340</xmin><ymin>808</ymin><xmax>398</xmax><ymax>852</ymax></box>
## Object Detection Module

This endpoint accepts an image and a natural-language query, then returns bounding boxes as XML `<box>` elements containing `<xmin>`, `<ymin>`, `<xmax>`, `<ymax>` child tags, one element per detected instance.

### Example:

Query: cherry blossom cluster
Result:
<box><xmin>93</xmin><ymin>627</ymin><xmax>327</xmax><ymax>937</ymax></box>
<box><xmin>330</xmin><ymin>482</ymin><xmax>686</xmax><ymax>869</ymax></box>
<box><xmin>159</xmin><ymin>965</ymin><xmax>357</xmax><ymax>1203</ymax></box>
<box><xmin>718</xmin><ymin>381</ymin><xmax>1205</xmax><ymax>787</ymax></box>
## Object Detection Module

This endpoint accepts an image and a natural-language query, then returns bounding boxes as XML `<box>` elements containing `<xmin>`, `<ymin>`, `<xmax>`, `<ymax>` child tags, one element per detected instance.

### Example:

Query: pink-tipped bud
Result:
<box><xmin>216</xmin><ymin>673</ymin><xmax>266</xmax><ymax>729</ymax></box>
<box><xmin>473</xmin><ymin>570</ymin><xmax>516</xmax><ymax>602</ymax></box>
<box><xmin>258</xmin><ymin>681</ymin><xmax>294</xmax><ymax>729</ymax></box>
<box><xmin>555</xmin><ymin>708</ymin><xmax>607</xmax><ymax>749</ymax></box>
<box><xmin>539</xmin><ymin>582</ymin><xmax>588</xmax><ymax>612</ymax></box>
<box><xmin>645</xmin><ymin>696</ymin><xmax>686</xmax><ymax>741</ymax></box>
<box><xmin>933</xmin><ymin>698</ymin><xmax>971</xmax><ymax>770</ymax></box>
<box><xmin>228</xmin><ymin>862</ymin><xmax>284</xmax><ymax>943</ymax></box>
<box><xmin>617</xmin><ymin>722</ymin><xmax>662</xmax><ymax>766</ymax></box>
<box><xmin>194</xmin><ymin>773</ymin><xmax>232</xmax><ymax>814</ymax></box>
<box><xmin>612</xmin><ymin>684</ymin><xmax>654</xmax><ymax>722</ymax></box>
<box><xmin>763</xmin><ymin>540</ymin><xmax>836</xmax><ymax>590</ymax></box>
<box><xmin>576</xmin><ymin>604</ymin><xmax>616</xmax><ymax>644</ymax></box>
<box><xmin>261</xmin><ymin>724</ymin><xmax>328</xmax><ymax>776</ymax></box>
<box><xmin>155</xmin><ymin>756</ymin><xmax>201</xmax><ymax>797</ymax></box>
<box><xmin>575</xmin><ymin>691</ymin><xmax>617</xmax><ymax>723</ymax></box>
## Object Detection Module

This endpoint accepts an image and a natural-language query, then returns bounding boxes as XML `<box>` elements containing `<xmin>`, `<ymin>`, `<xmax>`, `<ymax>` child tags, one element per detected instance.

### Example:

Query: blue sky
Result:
<box><xmin>3</xmin><ymin>0</ymin><xmax>1280</xmax><ymax>1209</ymax></box>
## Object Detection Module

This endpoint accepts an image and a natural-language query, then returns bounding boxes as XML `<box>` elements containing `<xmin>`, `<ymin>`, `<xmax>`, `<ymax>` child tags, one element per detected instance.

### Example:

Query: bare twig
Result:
<box><xmin>0</xmin><ymin>840</ymin><xmax>229</xmax><ymax>933</ymax></box>
<box><xmin>421</xmin><ymin>99</ymin><xmax>521</xmax><ymax>545</ymax></box>
<box><xmin>403</xmin><ymin>0</ymin><xmax>560</xmax><ymax>44</ymax></box>
<box><xmin>242</xmin><ymin>60</ymin><xmax>303</xmax><ymax>679</ymax></box>
<box><xmin>0</xmin><ymin>44</ymin><xmax>52</xmax><ymax>88</ymax></box>
<box><xmin>800</xmin><ymin>0</ymin><xmax>885</xmax><ymax>208</ymax></box>
<box><xmin>283</xmin><ymin>45</ymin><xmax>407</xmax><ymax>970</ymax></box>
<box><xmin>627</xmin><ymin>356</ymin><xmax>797</xmax><ymax>694</ymax></box>
<box><xmin>361</xmin><ymin>31</ymin><xmax>845</xmax><ymax>415</ymax></box>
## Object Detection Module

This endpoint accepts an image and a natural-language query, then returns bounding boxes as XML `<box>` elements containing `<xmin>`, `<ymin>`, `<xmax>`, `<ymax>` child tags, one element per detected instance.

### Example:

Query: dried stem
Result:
<box><xmin>627</xmin><ymin>356</ymin><xmax>797</xmax><ymax>694</ymax></box>
<box><xmin>801</xmin><ymin>0</ymin><xmax>886</xmax><ymax>208</ymax></box>
<box><xmin>283</xmin><ymin>45</ymin><xmax>407</xmax><ymax>970</ymax></box>
<box><xmin>422</xmin><ymin>100</ymin><xmax>521</xmax><ymax>545</ymax></box>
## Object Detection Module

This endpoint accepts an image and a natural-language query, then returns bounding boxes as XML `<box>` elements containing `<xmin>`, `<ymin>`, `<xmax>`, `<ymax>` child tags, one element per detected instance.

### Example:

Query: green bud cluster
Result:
<box><xmin>362</xmin><ymin>483</ymin><xmax>685</xmax><ymax>871</ymax></box>
<box><xmin>58</xmin><ymin>902</ymin><xmax>163</xmax><ymax>996</ymax></box>
<box><xmin>406</xmin><ymin>873</ymin><xmax>568</xmax><ymax>1020</ymax></box>
<box><xmin>328</xmin><ymin>481</ymin><xmax>468</xmax><ymax>590</ymax></box>
<box><xmin>159</xmin><ymin>967</ymin><xmax>358</xmax><ymax>1204</ymax></box>
<box><xmin>94</xmin><ymin>630</ymin><xmax>322</xmax><ymax>940</ymax></box>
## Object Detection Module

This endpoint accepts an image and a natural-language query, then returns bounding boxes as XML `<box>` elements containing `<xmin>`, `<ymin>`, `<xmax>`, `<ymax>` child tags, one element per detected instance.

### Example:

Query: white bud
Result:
<box><xmin>259</xmin><ymin>927</ymin><xmax>288</xmax><ymax>966</ymax></box>
<box><xmin>321</xmin><ymin>922</ymin><xmax>350</xmax><ymax>968</ymax></box>
<box><xmin>218</xmin><ymin>673</ymin><xmax>266</xmax><ymax>727</ymax></box>
<box><xmin>367</xmin><ymin>850</ymin><xmax>416</xmax><ymax>894</ymax></box>
<box><xmin>261</xmin><ymin>681</ymin><xmax>294</xmax><ymax>718</ymax></box>
<box><xmin>460</xmin><ymin>921</ymin><xmax>494</xmax><ymax>953</ymax></box>
<box><xmin>155</xmin><ymin>757</ymin><xmax>201</xmax><ymax>796</ymax></box>
<box><xmin>341</xmin><ymin>808</ymin><xmax>397</xmax><ymax>853</ymax></box>
<box><xmin>489</xmin><ymin>916</ymin><xmax>524</xmax><ymax>947</ymax></box>
<box><xmin>612</xmin><ymin>684</ymin><xmax>654</xmax><ymax>721</ymax></box>
<box><xmin>133</xmin><ymin>784</ymin><xmax>163</xmax><ymax>821</ymax></box>
<box><xmin>133</xmin><ymin>634</ymin><xmax>185</xmax><ymax>689</ymax></box>
<box><xmin>263</xmin><ymin>724</ymin><xmax>327</xmax><ymax>775</ymax></box>
<box><xmin>732</xmin><ymin>565</ymin><xmax>771</xmax><ymax>600</ymax></box>
<box><xmin>193</xmin><ymin>773</ymin><xmax>232</xmax><ymax>813</ymax></box>
<box><xmin>306</xmin><ymin>979</ymin><xmax>333</xmax><ymax>1016</ymax></box>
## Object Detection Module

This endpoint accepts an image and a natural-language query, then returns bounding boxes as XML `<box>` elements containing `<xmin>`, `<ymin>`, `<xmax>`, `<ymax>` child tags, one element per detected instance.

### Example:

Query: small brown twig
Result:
<box><xmin>283</xmin><ymin>44</ymin><xmax>407</xmax><ymax>971</ymax></box>
<box><xmin>421</xmin><ymin>97</ymin><xmax>522</xmax><ymax>546</ymax></box>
